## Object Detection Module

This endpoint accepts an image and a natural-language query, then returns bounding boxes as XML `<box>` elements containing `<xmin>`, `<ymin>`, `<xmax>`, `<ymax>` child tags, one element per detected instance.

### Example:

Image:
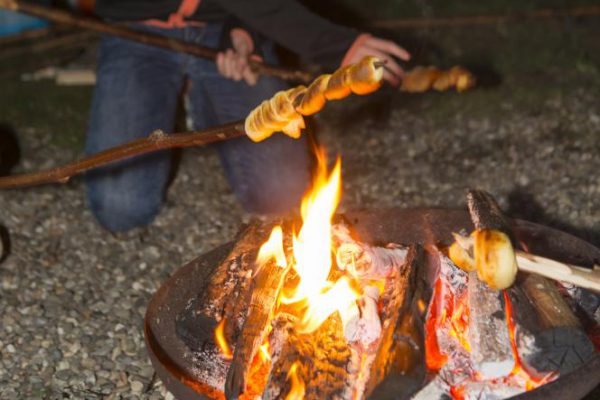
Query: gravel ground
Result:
<box><xmin>1</xmin><ymin>27</ymin><xmax>600</xmax><ymax>400</ymax></box>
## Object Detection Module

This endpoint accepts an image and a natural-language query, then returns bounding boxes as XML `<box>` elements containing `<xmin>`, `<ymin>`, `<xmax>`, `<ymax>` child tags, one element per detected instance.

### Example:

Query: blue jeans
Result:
<box><xmin>85</xmin><ymin>23</ymin><xmax>311</xmax><ymax>232</ymax></box>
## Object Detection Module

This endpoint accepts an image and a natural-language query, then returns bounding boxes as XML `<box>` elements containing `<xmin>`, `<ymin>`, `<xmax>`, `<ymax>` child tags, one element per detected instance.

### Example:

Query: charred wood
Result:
<box><xmin>466</xmin><ymin>190</ymin><xmax>512</xmax><ymax>236</ymax></box>
<box><xmin>225</xmin><ymin>255</ymin><xmax>290</xmax><ymax>399</ymax></box>
<box><xmin>369</xmin><ymin>246</ymin><xmax>428</xmax><ymax>400</ymax></box>
<box><xmin>175</xmin><ymin>222</ymin><xmax>273</xmax><ymax>353</ymax></box>
<box><xmin>515</xmin><ymin>274</ymin><xmax>594</xmax><ymax>374</ymax></box>
<box><xmin>263</xmin><ymin>314</ymin><xmax>353</xmax><ymax>400</ymax></box>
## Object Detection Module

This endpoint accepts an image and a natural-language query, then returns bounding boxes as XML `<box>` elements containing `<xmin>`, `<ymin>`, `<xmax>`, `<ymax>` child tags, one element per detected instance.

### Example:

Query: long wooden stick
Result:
<box><xmin>0</xmin><ymin>122</ymin><xmax>245</xmax><ymax>188</ymax></box>
<box><xmin>516</xmin><ymin>251</ymin><xmax>600</xmax><ymax>294</ymax></box>
<box><xmin>0</xmin><ymin>58</ymin><xmax>389</xmax><ymax>189</ymax></box>
<box><xmin>370</xmin><ymin>5</ymin><xmax>600</xmax><ymax>29</ymax></box>
<box><xmin>0</xmin><ymin>0</ymin><xmax>313</xmax><ymax>83</ymax></box>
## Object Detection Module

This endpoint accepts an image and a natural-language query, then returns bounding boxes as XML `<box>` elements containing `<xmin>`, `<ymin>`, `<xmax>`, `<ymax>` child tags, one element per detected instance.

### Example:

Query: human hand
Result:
<box><xmin>216</xmin><ymin>28</ymin><xmax>260</xmax><ymax>86</ymax></box>
<box><xmin>342</xmin><ymin>34</ymin><xmax>411</xmax><ymax>86</ymax></box>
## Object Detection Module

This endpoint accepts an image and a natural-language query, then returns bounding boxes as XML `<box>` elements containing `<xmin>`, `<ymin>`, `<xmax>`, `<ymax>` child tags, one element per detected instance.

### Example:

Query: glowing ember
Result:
<box><xmin>285</xmin><ymin>361</ymin><xmax>305</xmax><ymax>400</ymax></box>
<box><xmin>424</xmin><ymin>258</ymin><xmax>557</xmax><ymax>399</ymax></box>
<box><xmin>215</xmin><ymin>319</ymin><xmax>233</xmax><ymax>360</ymax></box>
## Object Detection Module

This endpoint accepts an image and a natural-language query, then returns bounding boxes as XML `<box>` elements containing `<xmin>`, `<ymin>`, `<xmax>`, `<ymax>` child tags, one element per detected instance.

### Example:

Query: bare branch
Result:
<box><xmin>0</xmin><ymin>122</ymin><xmax>245</xmax><ymax>189</ymax></box>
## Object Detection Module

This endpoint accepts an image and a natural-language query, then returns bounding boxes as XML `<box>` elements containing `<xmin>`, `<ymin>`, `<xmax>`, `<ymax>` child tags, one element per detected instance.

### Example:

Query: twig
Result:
<box><xmin>370</xmin><ymin>5</ymin><xmax>600</xmax><ymax>29</ymax></box>
<box><xmin>0</xmin><ymin>25</ymin><xmax>53</xmax><ymax>46</ymax></box>
<box><xmin>0</xmin><ymin>122</ymin><xmax>245</xmax><ymax>188</ymax></box>
<box><xmin>0</xmin><ymin>0</ymin><xmax>313</xmax><ymax>83</ymax></box>
<box><xmin>0</xmin><ymin>29</ymin><xmax>94</xmax><ymax>61</ymax></box>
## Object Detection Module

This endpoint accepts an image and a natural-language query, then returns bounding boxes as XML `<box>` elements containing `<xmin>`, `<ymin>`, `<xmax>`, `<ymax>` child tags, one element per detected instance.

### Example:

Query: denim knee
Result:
<box><xmin>85</xmin><ymin>159</ymin><xmax>167</xmax><ymax>232</ymax></box>
<box><xmin>86</xmin><ymin>181</ymin><xmax>162</xmax><ymax>232</ymax></box>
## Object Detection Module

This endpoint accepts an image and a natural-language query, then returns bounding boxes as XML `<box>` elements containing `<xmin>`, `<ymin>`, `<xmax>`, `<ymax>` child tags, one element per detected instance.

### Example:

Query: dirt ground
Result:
<box><xmin>0</xmin><ymin>1</ymin><xmax>599</xmax><ymax>399</ymax></box>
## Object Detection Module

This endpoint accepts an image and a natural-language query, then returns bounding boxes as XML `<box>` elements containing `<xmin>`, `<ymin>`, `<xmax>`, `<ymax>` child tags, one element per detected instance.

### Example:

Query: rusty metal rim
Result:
<box><xmin>144</xmin><ymin>208</ymin><xmax>600</xmax><ymax>400</ymax></box>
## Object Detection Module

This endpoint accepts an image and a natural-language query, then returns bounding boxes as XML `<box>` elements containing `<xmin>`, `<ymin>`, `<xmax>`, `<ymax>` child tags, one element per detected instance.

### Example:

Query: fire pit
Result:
<box><xmin>144</xmin><ymin>153</ymin><xmax>599</xmax><ymax>400</ymax></box>
<box><xmin>145</xmin><ymin>205</ymin><xmax>600</xmax><ymax>399</ymax></box>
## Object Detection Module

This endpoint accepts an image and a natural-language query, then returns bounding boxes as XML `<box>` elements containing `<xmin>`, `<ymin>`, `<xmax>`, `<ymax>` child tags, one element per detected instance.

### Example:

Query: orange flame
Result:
<box><xmin>285</xmin><ymin>361</ymin><xmax>305</xmax><ymax>400</ymax></box>
<box><xmin>259</xmin><ymin>342</ymin><xmax>271</xmax><ymax>363</ymax></box>
<box><xmin>257</xmin><ymin>225</ymin><xmax>287</xmax><ymax>269</ymax></box>
<box><xmin>214</xmin><ymin>319</ymin><xmax>233</xmax><ymax>360</ymax></box>
<box><xmin>280</xmin><ymin>148</ymin><xmax>359</xmax><ymax>333</ymax></box>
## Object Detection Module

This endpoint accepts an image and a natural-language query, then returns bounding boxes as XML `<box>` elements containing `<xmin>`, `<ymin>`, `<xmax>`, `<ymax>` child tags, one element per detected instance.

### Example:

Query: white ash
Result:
<box><xmin>461</xmin><ymin>381</ymin><xmax>524</xmax><ymax>400</ymax></box>
<box><xmin>333</xmin><ymin>223</ymin><xmax>407</xmax><ymax>279</ymax></box>
<box><xmin>411</xmin><ymin>375</ymin><xmax>451</xmax><ymax>400</ymax></box>
<box><xmin>343</xmin><ymin>285</ymin><xmax>382</xmax><ymax>349</ymax></box>
<box><xmin>467</xmin><ymin>272</ymin><xmax>515</xmax><ymax>379</ymax></box>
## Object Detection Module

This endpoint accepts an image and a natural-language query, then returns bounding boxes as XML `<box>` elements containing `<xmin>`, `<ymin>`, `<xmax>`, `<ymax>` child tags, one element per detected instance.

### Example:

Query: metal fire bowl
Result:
<box><xmin>144</xmin><ymin>208</ymin><xmax>600</xmax><ymax>400</ymax></box>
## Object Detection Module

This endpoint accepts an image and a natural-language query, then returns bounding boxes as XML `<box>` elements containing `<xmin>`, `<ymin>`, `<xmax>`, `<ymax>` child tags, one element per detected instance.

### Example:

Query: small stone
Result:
<box><xmin>131</xmin><ymin>380</ymin><xmax>144</xmax><ymax>394</ymax></box>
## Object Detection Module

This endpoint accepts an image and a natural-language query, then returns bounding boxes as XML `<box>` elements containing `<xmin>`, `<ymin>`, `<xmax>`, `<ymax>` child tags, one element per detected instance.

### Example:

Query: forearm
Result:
<box><xmin>215</xmin><ymin>0</ymin><xmax>359</xmax><ymax>68</ymax></box>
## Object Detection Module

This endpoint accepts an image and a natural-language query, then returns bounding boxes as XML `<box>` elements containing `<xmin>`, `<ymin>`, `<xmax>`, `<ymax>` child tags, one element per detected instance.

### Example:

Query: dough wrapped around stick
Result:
<box><xmin>245</xmin><ymin>56</ymin><xmax>384</xmax><ymax>142</ymax></box>
<box><xmin>401</xmin><ymin>65</ymin><xmax>475</xmax><ymax>93</ymax></box>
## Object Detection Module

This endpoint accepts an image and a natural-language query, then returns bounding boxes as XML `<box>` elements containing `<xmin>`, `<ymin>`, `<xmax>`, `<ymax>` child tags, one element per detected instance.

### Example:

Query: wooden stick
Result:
<box><xmin>0</xmin><ymin>122</ymin><xmax>245</xmax><ymax>189</ymax></box>
<box><xmin>0</xmin><ymin>29</ymin><xmax>94</xmax><ymax>62</ymax></box>
<box><xmin>0</xmin><ymin>59</ymin><xmax>386</xmax><ymax>190</ymax></box>
<box><xmin>516</xmin><ymin>251</ymin><xmax>600</xmax><ymax>294</ymax></box>
<box><xmin>0</xmin><ymin>0</ymin><xmax>313</xmax><ymax>83</ymax></box>
<box><xmin>370</xmin><ymin>5</ymin><xmax>600</xmax><ymax>30</ymax></box>
<box><xmin>0</xmin><ymin>25</ymin><xmax>53</xmax><ymax>46</ymax></box>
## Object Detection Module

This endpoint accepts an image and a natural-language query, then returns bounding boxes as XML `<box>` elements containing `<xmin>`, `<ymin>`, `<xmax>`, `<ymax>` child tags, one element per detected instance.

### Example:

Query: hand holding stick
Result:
<box><xmin>0</xmin><ymin>57</ymin><xmax>385</xmax><ymax>189</ymax></box>
<box><xmin>0</xmin><ymin>0</ymin><xmax>312</xmax><ymax>83</ymax></box>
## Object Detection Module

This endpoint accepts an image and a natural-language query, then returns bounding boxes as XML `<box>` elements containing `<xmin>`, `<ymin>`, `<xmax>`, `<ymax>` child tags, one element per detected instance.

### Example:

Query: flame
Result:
<box><xmin>280</xmin><ymin>148</ymin><xmax>359</xmax><ymax>333</ymax></box>
<box><xmin>285</xmin><ymin>361</ymin><xmax>305</xmax><ymax>400</ymax></box>
<box><xmin>215</xmin><ymin>319</ymin><xmax>233</xmax><ymax>360</ymax></box>
<box><xmin>257</xmin><ymin>225</ymin><xmax>287</xmax><ymax>269</ymax></box>
<box><xmin>259</xmin><ymin>342</ymin><xmax>271</xmax><ymax>363</ymax></box>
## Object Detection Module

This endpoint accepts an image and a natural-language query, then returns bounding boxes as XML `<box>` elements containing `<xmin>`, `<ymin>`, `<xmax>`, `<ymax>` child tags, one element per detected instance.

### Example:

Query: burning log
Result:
<box><xmin>368</xmin><ymin>246</ymin><xmax>427</xmax><ymax>399</ymax></box>
<box><xmin>261</xmin><ymin>240</ymin><xmax>415</xmax><ymax>400</ymax></box>
<box><xmin>225</xmin><ymin>227</ymin><xmax>291</xmax><ymax>400</ymax></box>
<box><xmin>333</xmin><ymin>223</ymin><xmax>408</xmax><ymax>279</ymax></box>
<box><xmin>174</xmin><ymin>222</ymin><xmax>275</xmax><ymax>392</ymax></box>
<box><xmin>175</xmin><ymin>222</ymin><xmax>272</xmax><ymax>349</ymax></box>
<box><xmin>363</xmin><ymin>245</ymin><xmax>419</xmax><ymax>395</ymax></box>
<box><xmin>263</xmin><ymin>313</ymin><xmax>353</xmax><ymax>399</ymax></box>
<box><xmin>467</xmin><ymin>271</ymin><xmax>515</xmax><ymax>378</ymax></box>
<box><xmin>509</xmin><ymin>274</ymin><xmax>595</xmax><ymax>375</ymax></box>
<box><xmin>447</xmin><ymin>190</ymin><xmax>594</xmax><ymax>379</ymax></box>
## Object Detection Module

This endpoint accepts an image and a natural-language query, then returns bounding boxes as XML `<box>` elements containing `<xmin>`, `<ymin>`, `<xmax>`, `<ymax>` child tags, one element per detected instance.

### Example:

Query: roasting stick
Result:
<box><xmin>515</xmin><ymin>252</ymin><xmax>600</xmax><ymax>294</ymax></box>
<box><xmin>0</xmin><ymin>57</ymin><xmax>385</xmax><ymax>189</ymax></box>
<box><xmin>450</xmin><ymin>190</ymin><xmax>600</xmax><ymax>293</ymax></box>
<box><xmin>0</xmin><ymin>0</ymin><xmax>312</xmax><ymax>83</ymax></box>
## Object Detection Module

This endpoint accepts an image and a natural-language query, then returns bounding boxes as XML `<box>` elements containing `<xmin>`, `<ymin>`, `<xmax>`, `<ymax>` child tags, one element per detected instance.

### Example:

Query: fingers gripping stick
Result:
<box><xmin>244</xmin><ymin>56</ymin><xmax>384</xmax><ymax>142</ymax></box>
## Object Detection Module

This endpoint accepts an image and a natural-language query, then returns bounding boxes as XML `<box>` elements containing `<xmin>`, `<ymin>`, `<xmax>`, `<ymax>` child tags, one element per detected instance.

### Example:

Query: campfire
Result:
<box><xmin>145</xmin><ymin>148</ymin><xmax>599</xmax><ymax>400</ymax></box>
